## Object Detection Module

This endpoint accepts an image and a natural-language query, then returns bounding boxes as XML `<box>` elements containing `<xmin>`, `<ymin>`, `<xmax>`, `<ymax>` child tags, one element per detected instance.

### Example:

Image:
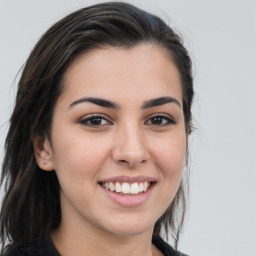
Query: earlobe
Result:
<box><xmin>33</xmin><ymin>135</ymin><xmax>54</xmax><ymax>171</ymax></box>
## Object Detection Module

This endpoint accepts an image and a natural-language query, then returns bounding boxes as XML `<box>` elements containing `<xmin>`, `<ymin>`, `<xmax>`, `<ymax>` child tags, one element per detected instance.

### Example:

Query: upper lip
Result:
<box><xmin>99</xmin><ymin>175</ymin><xmax>157</xmax><ymax>183</ymax></box>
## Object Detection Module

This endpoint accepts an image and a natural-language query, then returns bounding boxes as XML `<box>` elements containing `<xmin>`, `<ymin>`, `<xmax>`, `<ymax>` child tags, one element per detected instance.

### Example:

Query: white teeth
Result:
<box><xmin>139</xmin><ymin>182</ymin><xmax>144</xmax><ymax>192</ymax></box>
<box><xmin>109</xmin><ymin>182</ymin><xmax>115</xmax><ymax>192</ymax></box>
<box><xmin>102</xmin><ymin>181</ymin><xmax>151</xmax><ymax>194</ymax></box>
<box><xmin>143</xmin><ymin>181</ymin><xmax>148</xmax><ymax>192</ymax></box>
<box><xmin>130</xmin><ymin>183</ymin><xmax>139</xmax><ymax>194</ymax></box>
<box><xmin>115</xmin><ymin>182</ymin><xmax>122</xmax><ymax>193</ymax></box>
<box><xmin>122</xmin><ymin>182</ymin><xmax>131</xmax><ymax>194</ymax></box>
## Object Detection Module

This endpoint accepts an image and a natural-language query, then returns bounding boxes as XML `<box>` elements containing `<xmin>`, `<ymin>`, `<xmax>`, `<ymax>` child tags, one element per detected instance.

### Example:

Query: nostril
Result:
<box><xmin>118</xmin><ymin>158</ymin><xmax>147</xmax><ymax>168</ymax></box>
<box><xmin>119</xmin><ymin>159</ymin><xmax>131</xmax><ymax>165</ymax></box>
<box><xmin>119</xmin><ymin>159</ymin><xmax>134</xmax><ymax>168</ymax></box>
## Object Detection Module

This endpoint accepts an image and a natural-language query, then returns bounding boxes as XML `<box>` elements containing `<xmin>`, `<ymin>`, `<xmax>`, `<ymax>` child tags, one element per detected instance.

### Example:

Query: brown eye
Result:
<box><xmin>89</xmin><ymin>117</ymin><xmax>103</xmax><ymax>125</ymax></box>
<box><xmin>151</xmin><ymin>116</ymin><xmax>164</xmax><ymax>125</ymax></box>
<box><xmin>145</xmin><ymin>115</ymin><xmax>176</xmax><ymax>126</ymax></box>
<box><xmin>80</xmin><ymin>115</ymin><xmax>111</xmax><ymax>127</ymax></box>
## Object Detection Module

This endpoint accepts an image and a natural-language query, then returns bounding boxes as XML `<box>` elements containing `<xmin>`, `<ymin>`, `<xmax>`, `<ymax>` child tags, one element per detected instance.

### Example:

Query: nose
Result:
<box><xmin>111</xmin><ymin>124</ymin><xmax>150</xmax><ymax>168</ymax></box>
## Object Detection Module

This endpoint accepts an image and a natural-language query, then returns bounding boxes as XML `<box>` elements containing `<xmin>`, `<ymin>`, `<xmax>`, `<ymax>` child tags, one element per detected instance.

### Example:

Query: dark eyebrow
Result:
<box><xmin>69</xmin><ymin>96</ymin><xmax>181</xmax><ymax>110</ymax></box>
<box><xmin>142</xmin><ymin>96</ymin><xmax>181</xmax><ymax>109</ymax></box>
<box><xmin>69</xmin><ymin>97</ymin><xmax>120</xmax><ymax>109</ymax></box>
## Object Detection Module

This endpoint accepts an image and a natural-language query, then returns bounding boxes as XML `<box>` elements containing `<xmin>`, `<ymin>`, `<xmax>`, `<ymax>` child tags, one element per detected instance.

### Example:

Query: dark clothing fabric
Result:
<box><xmin>4</xmin><ymin>235</ymin><xmax>188</xmax><ymax>256</ymax></box>
<box><xmin>152</xmin><ymin>236</ymin><xmax>188</xmax><ymax>256</ymax></box>
<box><xmin>4</xmin><ymin>236</ymin><xmax>59</xmax><ymax>256</ymax></box>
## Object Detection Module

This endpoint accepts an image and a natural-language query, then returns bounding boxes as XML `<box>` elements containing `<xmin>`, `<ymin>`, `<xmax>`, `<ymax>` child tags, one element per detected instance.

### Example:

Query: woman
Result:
<box><xmin>0</xmin><ymin>2</ymin><xmax>193</xmax><ymax>256</ymax></box>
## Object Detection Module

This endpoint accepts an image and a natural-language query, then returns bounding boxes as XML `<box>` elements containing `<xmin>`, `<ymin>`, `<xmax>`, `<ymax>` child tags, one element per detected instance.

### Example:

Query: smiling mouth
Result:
<box><xmin>99</xmin><ymin>181</ymin><xmax>153</xmax><ymax>196</ymax></box>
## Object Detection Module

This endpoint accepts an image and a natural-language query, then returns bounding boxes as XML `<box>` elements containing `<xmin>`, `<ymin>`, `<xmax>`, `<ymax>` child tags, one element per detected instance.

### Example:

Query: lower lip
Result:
<box><xmin>100</xmin><ymin>183</ymin><xmax>155</xmax><ymax>207</ymax></box>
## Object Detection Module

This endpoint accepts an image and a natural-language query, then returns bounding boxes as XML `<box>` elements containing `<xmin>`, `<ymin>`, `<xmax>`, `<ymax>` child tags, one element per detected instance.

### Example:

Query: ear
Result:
<box><xmin>33</xmin><ymin>135</ymin><xmax>55</xmax><ymax>171</ymax></box>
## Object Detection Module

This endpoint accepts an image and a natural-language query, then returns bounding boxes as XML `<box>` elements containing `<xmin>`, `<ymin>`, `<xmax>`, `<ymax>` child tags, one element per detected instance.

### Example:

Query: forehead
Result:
<box><xmin>60</xmin><ymin>44</ymin><xmax>182</xmax><ymax>105</ymax></box>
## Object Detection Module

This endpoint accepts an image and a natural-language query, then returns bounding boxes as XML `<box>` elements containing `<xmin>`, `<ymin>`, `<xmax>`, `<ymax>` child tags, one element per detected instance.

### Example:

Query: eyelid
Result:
<box><xmin>79</xmin><ymin>114</ymin><xmax>112</xmax><ymax>126</ymax></box>
<box><xmin>144</xmin><ymin>113</ymin><xmax>176</xmax><ymax>125</ymax></box>
<box><xmin>78</xmin><ymin>113</ymin><xmax>176</xmax><ymax>127</ymax></box>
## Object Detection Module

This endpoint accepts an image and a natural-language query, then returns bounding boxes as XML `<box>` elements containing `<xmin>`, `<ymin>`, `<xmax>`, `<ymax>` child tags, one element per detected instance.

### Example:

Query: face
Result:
<box><xmin>36</xmin><ymin>44</ymin><xmax>186</xmax><ymax>238</ymax></box>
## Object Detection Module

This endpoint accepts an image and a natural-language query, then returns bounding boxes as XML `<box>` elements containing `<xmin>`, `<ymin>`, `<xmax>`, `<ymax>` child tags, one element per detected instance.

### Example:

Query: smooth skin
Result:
<box><xmin>34</xmin><ymin>44</ymin><xmax>187</xmax><ymax>256</ymax></box>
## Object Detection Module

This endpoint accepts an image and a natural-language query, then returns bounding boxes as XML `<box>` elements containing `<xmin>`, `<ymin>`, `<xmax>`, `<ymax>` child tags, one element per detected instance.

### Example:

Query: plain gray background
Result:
<box><xmin>0</xmin><ymin>0</ymin><xmax>255</xmax><ymax>255</ymax></box>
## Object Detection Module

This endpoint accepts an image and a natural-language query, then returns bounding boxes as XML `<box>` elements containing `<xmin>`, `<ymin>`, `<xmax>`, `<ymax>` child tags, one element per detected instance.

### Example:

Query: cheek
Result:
<box><xmin>51</xmin><ymin>131</ymin><xmax>112</xmax><ymax>182</ymax></box>
<box><xmin>51</xmin><ymin>135</ymin><xmax>110</xmax><ymax>209</ymax></box>
<box><xmin>156</xmin><ymin>134</ymin><xmax>186</xmax><ymax>171</ymax></box>
<box><xmin>148</xmin><ymin>133</ymin><xmax>186</xmax><ymax>220</ymax></box>
<box><xmin>153</xmin><ymin>133</ymin><xmax>186</xmax><ymax>196</ymax></box>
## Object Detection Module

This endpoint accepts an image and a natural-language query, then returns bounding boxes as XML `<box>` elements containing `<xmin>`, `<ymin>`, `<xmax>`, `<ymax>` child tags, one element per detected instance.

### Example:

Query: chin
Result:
<box><xmin>100</xmin><ymin>216</ymin><xmax>155</xmax><ymax>237</ymax></box>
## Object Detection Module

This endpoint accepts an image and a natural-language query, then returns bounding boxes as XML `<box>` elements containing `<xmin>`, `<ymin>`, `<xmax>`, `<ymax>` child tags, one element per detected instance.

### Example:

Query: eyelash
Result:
<box><xmin>145</xmin><ymin>114</ymin><xmax>176</xmax><ymax>126</ymax></box>
<box><xmin>79</xmin><ymin>115</ymin><xmax>112</xmax><ymax>127</ymax></box>
<box><xmin>79</xmin><ymin>114</ymin><xmax>176</xmax><ymax>127</ymax></box>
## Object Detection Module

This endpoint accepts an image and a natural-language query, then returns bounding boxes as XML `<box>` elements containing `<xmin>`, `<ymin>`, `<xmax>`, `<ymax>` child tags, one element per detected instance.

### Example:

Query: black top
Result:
<box><xmin>4</xmin><ymin>236</ymin><xmax>188</xmax><ymax>256</ymax></box>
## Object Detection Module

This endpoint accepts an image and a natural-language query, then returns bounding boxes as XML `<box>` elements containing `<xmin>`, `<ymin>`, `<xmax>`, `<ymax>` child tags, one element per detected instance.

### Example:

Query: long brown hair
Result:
<box><xmin>0</xmin><ymin>2</ymin><xmax>194</xmax><ymax>253</ymax></box>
